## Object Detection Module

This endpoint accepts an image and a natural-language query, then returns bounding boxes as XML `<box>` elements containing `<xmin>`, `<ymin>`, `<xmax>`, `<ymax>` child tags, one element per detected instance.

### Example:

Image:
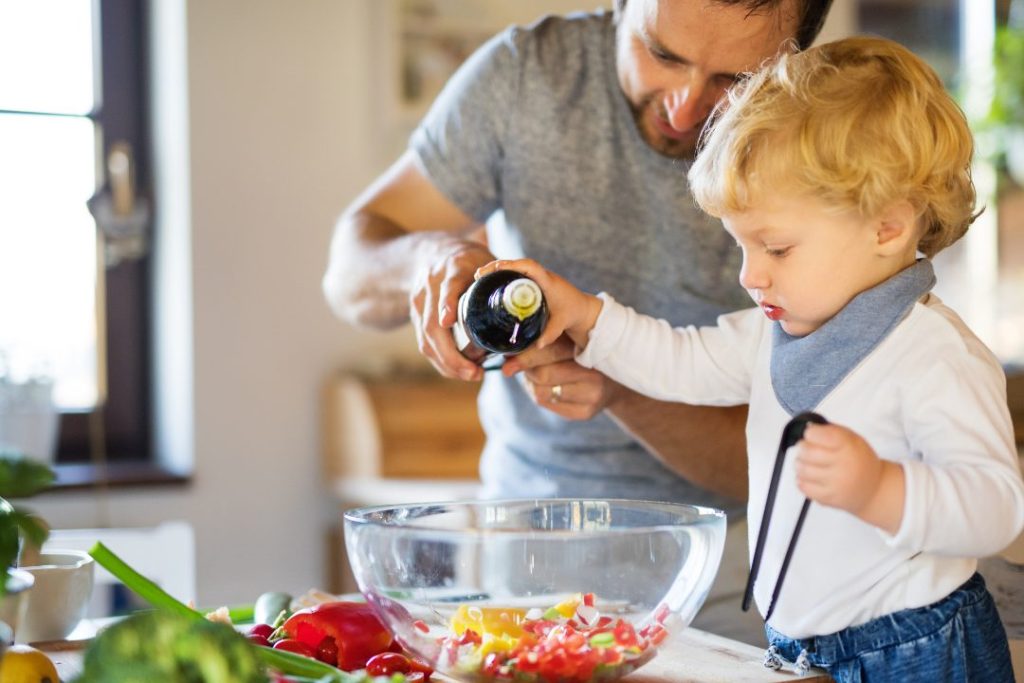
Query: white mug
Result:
<box><xmin>18</xmin><ymin>550</ymin><xmax>94</xmax><ymax>643</ymax></box>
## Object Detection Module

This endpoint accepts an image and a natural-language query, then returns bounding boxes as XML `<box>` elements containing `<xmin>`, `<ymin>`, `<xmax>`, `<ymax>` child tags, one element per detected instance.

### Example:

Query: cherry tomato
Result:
<box><xmin>248</xmin><ymin>623</ymin><xmax>274</xmax><ymax>639</ymax></box>
<box><xmin>366</xmin><ymin>652</ymin><xmax>411</xmax><ymax>675</ymax></box>
<box><xmin>246</xmin><ymin>633</ymin><xmax>271</xmax><ymax>647</ymax></box>
<box><xmin>405</xmin><ymin>655</ymin><xmax>434</xmax><ymax>675</ymax></box>
<box><xmin>272</xmin><ymin>638</ymin><xmax>317</xmax><ymax>658</ymax></box>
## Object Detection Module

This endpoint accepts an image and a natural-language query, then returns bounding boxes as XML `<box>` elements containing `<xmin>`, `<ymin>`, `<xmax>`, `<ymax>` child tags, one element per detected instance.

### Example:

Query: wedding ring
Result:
<box><xmin>551</xmin><ymin>384</ymin><xmax>563</xmax><ymax>402</ymax></box>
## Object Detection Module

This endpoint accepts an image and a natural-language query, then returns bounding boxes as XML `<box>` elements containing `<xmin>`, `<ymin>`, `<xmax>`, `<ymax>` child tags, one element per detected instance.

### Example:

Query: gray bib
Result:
<box><xmin>771</xmin><ymin>259</ymin><xmax>936</xmax><ymax>415</ymax></box>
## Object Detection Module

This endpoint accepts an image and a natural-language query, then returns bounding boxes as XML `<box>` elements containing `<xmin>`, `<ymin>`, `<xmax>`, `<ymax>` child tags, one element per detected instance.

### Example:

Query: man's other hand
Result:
<box><xmin>410</xmin><ymin>241</ymin><xmax>494</xmax><ymax>381</ymax></box>
<box><xmin>502</xmin><ymin>335</ymin><xmax>620</xmax><ymax>420</ymax></box>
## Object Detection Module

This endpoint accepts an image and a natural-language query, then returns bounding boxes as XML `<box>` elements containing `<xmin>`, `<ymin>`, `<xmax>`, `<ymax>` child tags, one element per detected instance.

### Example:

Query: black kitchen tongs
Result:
<box><xmin>742</xmin><ymin>411</ymin><xmax>829</xmax><ymax>622</ymax></box>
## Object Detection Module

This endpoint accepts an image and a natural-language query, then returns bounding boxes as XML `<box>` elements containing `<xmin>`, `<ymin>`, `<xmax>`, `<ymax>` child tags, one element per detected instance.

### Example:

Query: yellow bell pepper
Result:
<box><xmin>450</xmin><ymin>605</ymin><xmax>527</xmax><ymax>639</ymax></box>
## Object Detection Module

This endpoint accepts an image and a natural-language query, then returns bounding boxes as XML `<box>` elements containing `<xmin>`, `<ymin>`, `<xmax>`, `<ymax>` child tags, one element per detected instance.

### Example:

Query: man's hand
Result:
<box><xmin>502</xmin><ymin>336</ymin><xmax>620</xmax><ymax>420</ymax></box>
<box><xmin>504</xmin><ymin>335</ymin><xmax>749</xmax><ymax>502</ymax></box>
<box><xmin>409</xmin><ymin>241</ymin><xmax>494</xmax><ymax>381</ymax></box>
<box><xmin>795</xmin><ymin>423</ymin><xmax>905</xmax><ymax>534</ymax></box>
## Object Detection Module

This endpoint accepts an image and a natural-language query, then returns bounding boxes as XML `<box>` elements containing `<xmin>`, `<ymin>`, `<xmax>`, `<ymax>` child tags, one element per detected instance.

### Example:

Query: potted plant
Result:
<box><xmin>985</xmin><ymin>18</ymin><xmax>1024</xmax><ymax>185</ymax></box>
<box><xmin>0</xmin><ymin>452</ymin><xmax>54</xmax><ymax>646</ymax></box>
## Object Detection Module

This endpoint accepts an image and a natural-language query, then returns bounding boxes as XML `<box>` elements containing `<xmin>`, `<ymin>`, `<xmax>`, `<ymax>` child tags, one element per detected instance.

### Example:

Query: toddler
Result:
<box><xmin>480</xmin><ymin>36</ymin><xmax>1024</xmax><ymax>681</ymax></box>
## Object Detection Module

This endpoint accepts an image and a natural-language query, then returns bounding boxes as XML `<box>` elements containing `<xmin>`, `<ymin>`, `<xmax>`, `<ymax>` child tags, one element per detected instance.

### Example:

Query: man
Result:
<box><xmin>323</xmin><ymin>0</ymin><xmax>833</xmax><ymax>644</ymax></box>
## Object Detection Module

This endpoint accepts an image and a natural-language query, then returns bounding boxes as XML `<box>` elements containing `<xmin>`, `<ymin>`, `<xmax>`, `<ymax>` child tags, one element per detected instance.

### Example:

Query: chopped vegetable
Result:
<box><xmin>278</xmin><ymin>602</ymin><xmax>394</xmax><ymax>670</ymax></box>
<box><xmin>439</xmin><ymin>593</ymin><xmax>664</xmax><ymax>682</ymax></box>
<box><xmin>205</xmin><ymin>605</ymin><xmax>234</xmax><ymax>625</ymax></box>
<box><xmin>449</xmin><ymin>605</ymin><xmax>527</xmax><ymax>640</ymax></box>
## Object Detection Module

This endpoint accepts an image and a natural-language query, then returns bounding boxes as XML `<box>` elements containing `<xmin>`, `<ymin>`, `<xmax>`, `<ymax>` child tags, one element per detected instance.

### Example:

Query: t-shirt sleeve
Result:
<box><xmin>409</xmin><ymin>27</ymin><xmax>522</xmax><ymax>223</ymax></box>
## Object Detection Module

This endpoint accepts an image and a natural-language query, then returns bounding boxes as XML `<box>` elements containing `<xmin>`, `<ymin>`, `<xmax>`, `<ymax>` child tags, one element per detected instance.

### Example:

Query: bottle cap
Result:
<box><xmin>502</xmin><ymin>279</ymin><xmax>543</xmax><ymax>320</ymax></box>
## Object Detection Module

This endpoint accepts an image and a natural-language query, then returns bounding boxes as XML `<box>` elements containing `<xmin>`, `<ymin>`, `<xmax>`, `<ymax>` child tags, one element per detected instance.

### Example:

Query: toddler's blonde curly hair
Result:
<box><xmin>689</xmin><ymin>36</ymin><xmax>978</xmax><ymax>257</ymax></box>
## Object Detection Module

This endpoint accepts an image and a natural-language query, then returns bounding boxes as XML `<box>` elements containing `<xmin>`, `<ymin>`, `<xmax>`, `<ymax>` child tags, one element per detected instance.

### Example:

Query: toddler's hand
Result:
<box><xmin>794</xmin><ymin>423</ymin><xmax>886</xmax><ymax>517</ymax></box>
<box><xmin>476</xmin><ymin>259</ymin><xmax>603</xmax><ymax>350</ymax></box>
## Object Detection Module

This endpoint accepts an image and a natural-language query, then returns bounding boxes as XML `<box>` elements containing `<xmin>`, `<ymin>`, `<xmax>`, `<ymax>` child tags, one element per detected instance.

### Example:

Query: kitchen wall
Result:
<box><xmin>30</xmin><ymin>0</ymin><xmax>854</xmax><ymax>606</ymax></box>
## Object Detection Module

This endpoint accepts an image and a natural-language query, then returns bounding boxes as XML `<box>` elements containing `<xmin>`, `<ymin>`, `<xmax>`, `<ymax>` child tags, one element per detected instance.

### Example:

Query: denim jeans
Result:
<box><xmin>765</xmin><ymin>573</ymin><xmax>1014</xmax><ymax>682</ymax></box>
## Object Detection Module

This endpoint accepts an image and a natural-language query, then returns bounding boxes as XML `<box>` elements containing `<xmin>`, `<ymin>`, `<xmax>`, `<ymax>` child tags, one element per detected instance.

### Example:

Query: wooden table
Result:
<box><xmin>40</xmin><ymin>624</ymin><xmax>832</xmax><ymax>682</ymax></box>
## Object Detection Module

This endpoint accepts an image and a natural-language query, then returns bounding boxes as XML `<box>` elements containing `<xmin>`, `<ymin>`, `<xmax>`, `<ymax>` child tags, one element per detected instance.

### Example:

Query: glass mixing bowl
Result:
<box><xmin>344</xmin><ymin>499</ymin><xmax>726</xmax><ymax>682</ymax></box>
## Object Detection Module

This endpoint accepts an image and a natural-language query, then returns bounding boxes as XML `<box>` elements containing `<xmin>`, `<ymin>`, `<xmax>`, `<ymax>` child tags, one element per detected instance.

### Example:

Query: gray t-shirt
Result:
<box><xmin>411</xmin><ymin>11</ymin><xmax>748</xmax><ymax>514</ymax></box>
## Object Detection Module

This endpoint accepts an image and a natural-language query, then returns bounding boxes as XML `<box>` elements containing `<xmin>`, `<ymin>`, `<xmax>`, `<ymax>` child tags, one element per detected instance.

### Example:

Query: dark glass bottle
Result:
<box><xmin>452</xmin><ymin>269</ymin><xmax>548</xmax><ymax>366</ymax></box>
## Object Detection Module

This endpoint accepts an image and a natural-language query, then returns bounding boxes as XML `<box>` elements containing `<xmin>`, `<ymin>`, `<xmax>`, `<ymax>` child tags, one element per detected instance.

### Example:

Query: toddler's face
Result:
<box><xmin>722</xmin><ymin>195</ymin><xmax>894</xmax><ymax>337</ymax></box>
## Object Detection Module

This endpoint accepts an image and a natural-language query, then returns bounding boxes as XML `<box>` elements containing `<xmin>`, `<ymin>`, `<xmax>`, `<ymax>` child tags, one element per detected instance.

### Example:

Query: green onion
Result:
<box><xmin>255</xmin><ymin>646</ymin><xmax>346</xmax><ymax>681</ymax></box>
<box><xmin>232</xmin><ymin>603</ymin><xmax>256</xmax><ymax>623</ymax></box>
<box><xmin>255</xmin><ymin>647</ymin><xmax>399</xmax><ymax>682</ymax></box>
<box><xmin>206</xmin><ymin>603</ymin><xmax>256</xmax><ymax>623</ymax></box>
<box><xmin>88</xmin><ymin>541</ymin><xmax>200</xmax><ymax>620</ymax></box>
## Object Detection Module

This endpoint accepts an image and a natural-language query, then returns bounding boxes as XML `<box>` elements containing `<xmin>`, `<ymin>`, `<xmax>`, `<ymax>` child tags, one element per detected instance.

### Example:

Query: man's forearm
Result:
<box><xmin>605</xmin><ymin>387</ymin><xmax>749</xmax><ymax>502</ymax></box>
<box><xmin>324</xmin><ymin>151</ymin><xmax>488</xmax><ymax>330</ymax></box>
<box><xmin>322</xmin><ymin>213</ymin><xmax>470</xmax><ymax>330</ymax></box>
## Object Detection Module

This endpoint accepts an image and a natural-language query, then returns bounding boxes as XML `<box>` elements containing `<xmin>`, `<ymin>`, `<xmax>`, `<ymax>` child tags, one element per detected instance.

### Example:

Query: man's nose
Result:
<box><xmin>664</xmin><ymin>79</ymin><xmax>709</xmax><ymax>132</ymax></box>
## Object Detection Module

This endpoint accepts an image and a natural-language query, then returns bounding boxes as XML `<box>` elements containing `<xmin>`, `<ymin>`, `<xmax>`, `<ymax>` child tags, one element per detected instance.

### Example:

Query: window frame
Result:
<box><xmin>55</xmin><ymin>0</ymin><xmax>152</xmax><ymax>465</ymax></box>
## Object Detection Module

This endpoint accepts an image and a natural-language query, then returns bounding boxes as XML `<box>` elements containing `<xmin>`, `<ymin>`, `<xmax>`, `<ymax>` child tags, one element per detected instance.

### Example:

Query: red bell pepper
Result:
<box><xmin>279</xmin><ymin>601</ymin><xmax>393</xmax><ymax>670</ymax></box>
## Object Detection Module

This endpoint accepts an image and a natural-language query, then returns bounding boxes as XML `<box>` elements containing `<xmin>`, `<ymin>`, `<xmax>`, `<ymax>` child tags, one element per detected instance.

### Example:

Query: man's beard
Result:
<box><xmin>630</xmin><ymin>96</ymin><xmax>700</xmax><ymax>160</ymax></box>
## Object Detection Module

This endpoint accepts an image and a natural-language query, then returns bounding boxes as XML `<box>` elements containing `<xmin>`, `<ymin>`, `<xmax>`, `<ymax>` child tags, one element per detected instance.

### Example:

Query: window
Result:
<box><xmin>856</xmin><ymin>1</ymin><xmax>1024</xmax><ymax>369</ymax></box>
<box><xmin>0</xmin><ymin>0</ymin><xmax>151</xmax><ymax>465</ymax></box>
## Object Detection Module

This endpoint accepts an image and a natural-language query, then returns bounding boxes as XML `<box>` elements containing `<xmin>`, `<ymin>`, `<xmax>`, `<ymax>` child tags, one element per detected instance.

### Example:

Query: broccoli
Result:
<box><xmin>75</xmin><ymin>610</ymin><xmax>265</xmax><ymax>683</ymax></box>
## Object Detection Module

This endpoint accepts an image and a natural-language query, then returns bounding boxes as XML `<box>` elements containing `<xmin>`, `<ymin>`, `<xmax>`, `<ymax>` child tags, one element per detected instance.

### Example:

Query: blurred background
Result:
<box><xmin>0</xmin><ymin>0</ymin><xmax>1021</xmax><ymax>609</ymax></box>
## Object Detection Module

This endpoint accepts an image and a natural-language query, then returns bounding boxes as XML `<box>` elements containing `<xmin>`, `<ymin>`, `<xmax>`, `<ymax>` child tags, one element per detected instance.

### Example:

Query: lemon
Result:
<box><xmin>0</xmin><ymin>644</ymin><xmax>60</xmax><ymax>683</ymax></box>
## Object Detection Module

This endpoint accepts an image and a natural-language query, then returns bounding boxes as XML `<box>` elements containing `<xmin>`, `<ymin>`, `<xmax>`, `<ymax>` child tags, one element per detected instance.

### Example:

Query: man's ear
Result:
<box><xmin>875</xmin><ymin>200</ymin><xmax>919</xmax><ymax>255</ymax></box>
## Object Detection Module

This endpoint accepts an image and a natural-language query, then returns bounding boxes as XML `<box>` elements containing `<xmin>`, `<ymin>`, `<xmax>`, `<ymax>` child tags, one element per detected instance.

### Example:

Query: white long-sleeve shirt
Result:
<box><xmin>577</xmin><ymin>292</ymin><xmax>1024</xmax><ymax>638</ymax></box>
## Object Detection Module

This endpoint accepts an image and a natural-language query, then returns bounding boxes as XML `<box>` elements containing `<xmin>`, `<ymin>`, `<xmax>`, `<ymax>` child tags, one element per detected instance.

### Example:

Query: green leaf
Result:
<box><xmin>0</xmin><ymin>517</ymin><xmax>18</xmax><ymax>596</ymax></box>
<box><xmin>12</xmin><ymin>509</ymin><xmax>50</xmax><ymax>548</ymax></box>
<box><xmin>0</xmin><ymin>454</ymin><xmax>56</xmax><ymax>498</ymax></box>
<box><xmin>989</xmin><ymin>27</ymin><xmax>1024</xmax><ymax>128</ymax></box>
